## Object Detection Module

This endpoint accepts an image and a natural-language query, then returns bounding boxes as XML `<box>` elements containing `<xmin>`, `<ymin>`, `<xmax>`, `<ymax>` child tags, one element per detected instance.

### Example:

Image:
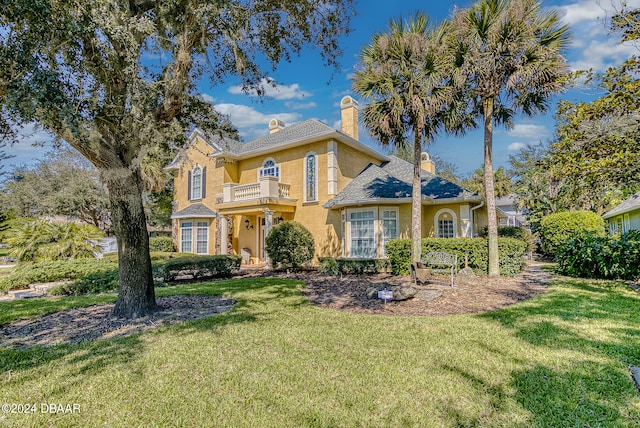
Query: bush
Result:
<box><xmin>5</xmin><ymin>220</ymin><xmax>104</xmax><ymax>262</ymax></box>
<box><xmin>480</xmin><ymin>226</ymin><xmax>537</xmax><ymax>253</ymax></box>
<box><xmin>318</xmin><ymin>258</ymin><xmax>390</xmax><ymax>275</ymax></box>
<box><xmin>386</xmin><ymin>238</ymin><xmax>527</xmax><ymax>276</ymax></box>
<box><xmin>149</xmin><ymin>237</ymin><xmax>174</xmax><ymax>252</ymax></box>
<box><xmin>0</xmin><ymin>258</ymin><xmax>117</xmax><ymax>293</ymax></box>
<box><xmin>265</xmin><ymin>221</ymin><xmax>314</xmax><ymax>270</ymax></box>
<box><xmin>159</xmin><ymin>255</ymin><xmax>242</xmax><ymax>282</ymax></box>
<box><xmin>539</xmin><ymin>211</ymin><xmax>605</xmax><ymax>257</ymax></box>
<box><xmin>556</xmin><ymin>231</ymin><xmax>640</xmax><ymax>280</ymax></box>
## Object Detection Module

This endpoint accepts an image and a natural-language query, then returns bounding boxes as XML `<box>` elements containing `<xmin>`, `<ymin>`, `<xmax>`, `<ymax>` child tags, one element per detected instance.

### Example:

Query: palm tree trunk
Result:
<box><xmin>103</xmin><ymin>166</ymin><xmax>156</xmax><ymax>318</ymax></box>
<box><xmin>483</xmin><ymin>97</ymin><xmax>500</xmax><ymax>276</ymax></box>
<box><xmin>412</xmin><ymin>130</ymin><xmax>423</xmax><ymax>264</ymax></box>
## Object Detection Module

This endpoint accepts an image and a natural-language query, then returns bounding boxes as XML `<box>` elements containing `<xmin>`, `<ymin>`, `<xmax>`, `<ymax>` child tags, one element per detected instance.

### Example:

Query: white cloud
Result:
<box><xmin>507</xmin><ymin>124</ymin><xmax>550</xmax><ymax>140</ymax></box>
<box><xmin>3</xmin><ymin>123</ymin><xmax>55</xmax><ymax>167</ymax></box>
<box><xmin>556</xmin><ymin>0</ymin><xmax>607</xmax><ymax>26</ymax></box>
<box><xmin>558</xmin><ymin>0</ymin><xmax>640</xmax><ymax>72</ymax></box>
<box><xmin>200</xmin><ymin>93</ymin><xmax>215</xmax><ymax>104</ymax></box>
<box><xmin>215</xmin><ymin>103</ymin><xmax>302</xmax><ymax>135</ymax></box>
<box><xmin>571</xmin><ymin>38</ymin><xmax>638</xmax><ymax>71</ymax></box>
<box><xmin>228</xmin><ymin>78</ymin><xmax>312</xmax><ymax>100</ymax></box>
<box><xmin>285</xmin><ymin>101</ymin><xmax>317</xmax><ymax>110</ymax></box>
<box><xmin>508</xmin><ymin>142</ymin><xmax>527</xmax><ymax>151</ymax></box>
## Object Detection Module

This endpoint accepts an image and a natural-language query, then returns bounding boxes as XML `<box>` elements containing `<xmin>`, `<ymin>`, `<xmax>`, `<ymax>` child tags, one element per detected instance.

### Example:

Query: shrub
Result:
<box><xmin>386</xmin><ymin>238</ymin><xmax>526</xmax><ymax>276</ymax></box>
<box><xmin>149</xmin><ymin>237</ymin><xmax>174</xmax><ymax>252</ymax></box>
<box><xmin>159</xmin><ymin>255</ymin><xmax>242</xmax><ymax>282</ymax></box>
<box><xmin>0</xmin><ymin>258</ymin><xmax>117</xmax><ymax>293</ymax></box>
<box><xmin>480</xmin><ymin>226</ymin><xmax>537</xmax><ymax>253</ymax></box>
<box><xmin>265</xmin><ymin>221</ymin><xmax>314</xmax><ymax>270</ymax></box>
<box><xmin>5</xmin><ymin>220</ymin><xmax>104</xmax><ymax>261</ymax></box>
<box><xmin>556</xmin><ymin>231</ymin><xmax>640</xmax><ymax>280</ymax></box>
<box><xmin>318</xmin><ymin>258</ymin><xmax>390</xmax><ymax>275</ymax></box>
<box><xmin>539</xmin><ymin>211</ymin><xmax>605</xmax><ymax>257</ymax></box>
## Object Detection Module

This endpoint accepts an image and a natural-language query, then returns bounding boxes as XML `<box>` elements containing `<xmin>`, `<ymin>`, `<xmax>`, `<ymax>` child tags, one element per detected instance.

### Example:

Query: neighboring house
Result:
<box><xmin>167</xmin><ymin>96</ymin><xmax>492</xmax><ymax>263</ymax></box>
<box><xmin>495</xmin><ymin>195</ymin><xmax>526</xmax><ymax>227</ymax></box>
<box><xmin>602</xmin><ymin>191</ymin><xmax>640</xmax><ymax>235</ymax></box>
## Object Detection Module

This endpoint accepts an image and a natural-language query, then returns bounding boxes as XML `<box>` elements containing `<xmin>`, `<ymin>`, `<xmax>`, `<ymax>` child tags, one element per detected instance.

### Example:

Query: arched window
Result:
<box><xmin>259</xmin><ymin>158</ymin><xmax>280</xmax><ymax>179</ymax></box>
<box><xmin>191</xmin><ymin>165</ymin><xmax>202</xmax><ymax>199</ymax></box>
<box><xmin>304</xmin><ymin>152</ymin><xmax>317</xmax><ymax>202</ymax></box>
<box><xmin>434</xmin><ymin>208</ymin><xmax>457</xmax><ymax>238</ymax></box>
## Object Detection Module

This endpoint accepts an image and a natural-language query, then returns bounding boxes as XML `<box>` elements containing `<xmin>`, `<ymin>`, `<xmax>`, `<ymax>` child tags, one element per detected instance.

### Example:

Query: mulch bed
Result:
<box><xmin>295</xmin><ymin>261</ymin><xmax>552</xmax><ymax>316</ymax></box>
<box><xmin>0</xmin><ymin>262</ymin><xmax>552</xmax><ymax>349</ymax></box>
<box><xmin>0</xmin><ymin>295</ymin><xmax>235</xmax><ymax>349</ymax></box>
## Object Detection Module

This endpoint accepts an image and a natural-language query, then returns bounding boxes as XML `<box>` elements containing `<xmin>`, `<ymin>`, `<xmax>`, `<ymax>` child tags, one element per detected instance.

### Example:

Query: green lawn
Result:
<box><xmin>1</xmin><ymin>275</ymin><xmax>639</xmax><ymax>427</ymax></box>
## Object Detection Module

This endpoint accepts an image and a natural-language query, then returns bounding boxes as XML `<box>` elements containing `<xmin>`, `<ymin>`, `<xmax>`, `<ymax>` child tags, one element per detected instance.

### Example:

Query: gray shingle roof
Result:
<box><xmin>603</xmin><ymin>192</ymin><xmax>640</xmax><ymax>219</ymax></box>
<box><xmin>324</xmin><ymin>156</ymin><xmax>481</xmax><ymax>208</ymax></box>
<box><xmin>171</xmin><ymin>203</ymin><xmax>217</xmax><ymax>219</ymax></box>
<box><xmin>223</xmin><ymin>119</ymin><xmax>342</xmax><ymax>156</ymax></box>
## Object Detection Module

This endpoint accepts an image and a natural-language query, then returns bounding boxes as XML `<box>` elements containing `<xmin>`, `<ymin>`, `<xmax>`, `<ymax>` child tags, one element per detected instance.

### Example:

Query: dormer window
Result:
<box><xmin>188</xmin><ymin>165</ymin><xmax>206</xmax><ymax>200</ymax></box>
<box><xmin>259</xmin><ymin>158</ymin><xmax>280</xmax><ymax>179</ymax></box>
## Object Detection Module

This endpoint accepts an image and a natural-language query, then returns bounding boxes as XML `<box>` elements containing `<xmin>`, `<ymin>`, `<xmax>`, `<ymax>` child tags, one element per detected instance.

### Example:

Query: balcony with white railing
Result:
<box><xmin>220</xmin><ymin>175</ymin><xmax>292</xmax><ymax>204</ymax></box>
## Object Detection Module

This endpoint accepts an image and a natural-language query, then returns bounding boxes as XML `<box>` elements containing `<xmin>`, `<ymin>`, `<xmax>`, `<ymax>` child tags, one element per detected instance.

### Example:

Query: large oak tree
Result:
<box><xmin>0</xmin><ymin>0</ymin><xmax>355</xmax><ymax>318</ymax></box>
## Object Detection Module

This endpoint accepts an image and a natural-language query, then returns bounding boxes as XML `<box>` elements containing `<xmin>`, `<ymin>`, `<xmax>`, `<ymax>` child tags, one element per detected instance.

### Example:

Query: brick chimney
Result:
<box><xmin>340</xmin><ymin>96</ymin><xmax>359</xmax><ymax>140</ymax></box>
<box><xmin>421</xmin><ymin>152</ymin><xmax>436</xmax><ymax>174</ymax></box>
<box><xmin>269</xmin><ymin>119</ymin><xmax>285</xmax><ymax>134</ymax></box>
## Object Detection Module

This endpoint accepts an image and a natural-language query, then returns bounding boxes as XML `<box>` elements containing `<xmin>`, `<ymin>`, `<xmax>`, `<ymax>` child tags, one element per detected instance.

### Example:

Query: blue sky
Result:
<box><xmin>7</xmin><ymin>0</ymin><xmax>639</xmax><ymax>176</ymax></box>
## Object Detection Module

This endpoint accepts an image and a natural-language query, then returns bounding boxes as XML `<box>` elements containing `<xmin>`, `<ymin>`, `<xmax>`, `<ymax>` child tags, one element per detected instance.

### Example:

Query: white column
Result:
<box><xmin>460</xmin><ymin>205</ymin><xmax>471</xmax><ymax>238</ymax></box>
<box><xmin>264</xmin><ymin>209</ymin><xmax>273</xmax><ymax>268</ymax></box>
<box><xmin>220</xmin><ymin>216</ymin><xmax>228</xmax><ymax>255</ymax></box>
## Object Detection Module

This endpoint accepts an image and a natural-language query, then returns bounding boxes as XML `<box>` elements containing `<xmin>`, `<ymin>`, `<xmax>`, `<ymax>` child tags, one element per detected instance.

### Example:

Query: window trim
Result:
<box><xmin>434</xmin><ymin>208</ymin><xmax>458</xmax><ymax>238</ymax></box>
<box><xmin>258</xmin><ymin>157</ymin><xmax>280</xmax><ymax>181</ymax></box>
<box><xmin>304</xmin><ymin>152</ymin><xmax>318</xmax><ymax>202</ymax></box>
<box><xmin>191</xmin><ymin>165</ymin><xmax>202</xmax><ymax>200</ymax></box>
<box><xmin>346</xmin><ymin>207</ymin><xmax>378</xmax><ymax>258</ymax></box>
<box><xmin>195</xmin><ymin>221</ymin><xmax>209</xmax><ymax>255</ymax></box>
<box><xmin>180</xmin><ymin>221</ymin><xmax>193</xmax><ymax>253</ymax></box>
<box><xmin>380</xmin><ymin>208</ymin><xmax>399</xmax><ymax>257</ymax></box>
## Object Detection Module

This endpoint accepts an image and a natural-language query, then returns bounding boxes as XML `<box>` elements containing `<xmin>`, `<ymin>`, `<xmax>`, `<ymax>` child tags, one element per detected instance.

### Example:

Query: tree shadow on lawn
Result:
<box><xmin>479</xmin><ymin>277</ymin><xmax>640</xmax><ymax>425</ymax></box>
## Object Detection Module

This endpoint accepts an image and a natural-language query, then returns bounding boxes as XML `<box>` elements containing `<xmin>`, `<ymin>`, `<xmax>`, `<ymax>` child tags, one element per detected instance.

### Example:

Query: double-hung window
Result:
<box><xmin>349</xmin><ymin>210</ymin><xmax>376</xmax><ymax>258</ymax></box>
<box><xmin>180</xmin><ymin>221</ymin><xmax>193</xmax><ymax>253</ymax></box>
<box><xmin>381</xmin><ymin>209</ymin><xmax>398</xmax><ymax>256</ymax></box>
<box><xmin>191</xmin><ymin>166</ymin><xmax>202</xmax><ymax>199</ymax></box>
<box><xmin>196</xmin><ymin>221</ymin><xmax>209</xmax><ymax>254</ymax></box>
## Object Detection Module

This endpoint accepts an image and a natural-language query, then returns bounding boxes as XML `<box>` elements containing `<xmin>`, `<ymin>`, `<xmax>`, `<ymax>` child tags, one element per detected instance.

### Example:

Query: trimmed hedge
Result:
<box><xmin>0</xmin><ymin>258</ymin><xmax>117</xmax><ymax>293</ymax></box>
<box><xmin>539</xmin><ymin>211</ymin><xmax>605</xmax><ymax>257</ymax></box>
<box><xmin>318</xmin><ymin>258</ymin><xmax>390</xmax><ymax>275</ymax></box>
<box><xmin>386</xmin><ymin>238</ymin><xmax>527</xmax><ymax>276</ymax></box>
<box><xmin>159</xmin><ymin>255</ymin><xmax>242</xmax><ymax>282</ymax></box>
<box><xmin>149</xmin><ymin>237</ymin><xmax>175</xmax><ymax>252</ymax></box>
<box><xmin>556</xmin><ymin>231</ymin><xmax>640</xmax><ymax>280</ymax></box>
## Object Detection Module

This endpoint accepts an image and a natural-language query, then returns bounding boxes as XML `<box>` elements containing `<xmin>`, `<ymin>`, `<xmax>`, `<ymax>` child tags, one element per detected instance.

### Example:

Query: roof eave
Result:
<box><xmin>214</xmin><ymin>130</ymin><xmax>389</xmax><ymax>162</ymax></box>
<box><xmin>324</xmin><ymin>195</ymin><xmax>483</xmax><ymax>210</ymax></box>
<box><xmin>603</xmin><ymin>206</ymin><xmax>640</xmax><ymax>219</ymax></box>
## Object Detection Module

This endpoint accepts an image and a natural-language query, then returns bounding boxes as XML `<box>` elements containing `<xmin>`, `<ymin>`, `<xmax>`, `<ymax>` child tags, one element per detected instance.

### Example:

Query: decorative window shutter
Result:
<box><xmin>187</xmin><ymin>170</ymin><xmax>192</xmax><ymax>200</ymax></box>
<box><xmin>201</xmin><ymin>167</ymin><xmax>207</xmax><ymax>198</ymax></box>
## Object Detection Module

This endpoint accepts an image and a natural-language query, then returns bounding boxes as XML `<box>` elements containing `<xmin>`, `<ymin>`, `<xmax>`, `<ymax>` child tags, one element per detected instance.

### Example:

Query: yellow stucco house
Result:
<box><xmin>167</xmin><ymin>96</ymin><xmax>491</xmax><ymax>264</ymax></box>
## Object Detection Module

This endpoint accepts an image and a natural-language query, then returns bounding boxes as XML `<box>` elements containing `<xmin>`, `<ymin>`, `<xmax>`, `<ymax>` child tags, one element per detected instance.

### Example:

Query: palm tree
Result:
<box><xmin>352</xmin><ymin>13</ymin><xmax>452</xmax><ymax>263</ymax></box>
<box><xmin>448</xmin><ymin>0</ymin><xmax>569</xmax><ymax>275</ymax></box>
<box><xmin>462</xmin><ymin>165</ymin><xmax>514</xmax><ymax>197</ymax></box>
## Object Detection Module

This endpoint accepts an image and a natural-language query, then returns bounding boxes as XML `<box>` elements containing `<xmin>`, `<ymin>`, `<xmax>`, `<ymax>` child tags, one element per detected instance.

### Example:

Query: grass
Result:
<box><xmin>0</xmin><ymin>275</ymin><xmax>639</xmax><ymax>427</ymax></box>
